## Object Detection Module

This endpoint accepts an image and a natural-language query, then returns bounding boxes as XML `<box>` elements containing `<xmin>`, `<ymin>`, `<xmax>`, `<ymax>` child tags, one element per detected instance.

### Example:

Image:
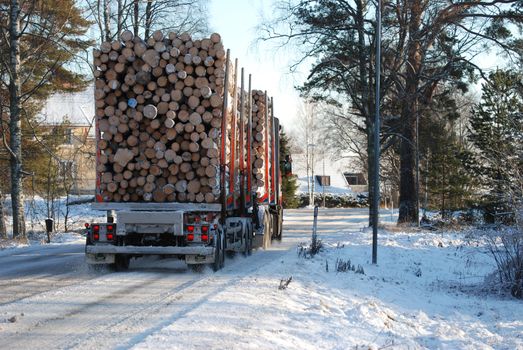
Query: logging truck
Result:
<box><xmin>84</xmin><ymin>31</ymin><xmax>283</xmax><ymax>271</ymax></box>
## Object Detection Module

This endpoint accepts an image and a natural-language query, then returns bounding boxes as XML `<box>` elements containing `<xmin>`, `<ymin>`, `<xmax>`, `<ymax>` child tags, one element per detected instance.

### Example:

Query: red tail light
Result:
<box><xmin>187</xmin><ymin>233</ymin><xmax>194</xmax><ymax>241</ymax></box>
<box><xmin>201</xmin><ymin>225</ymin><xmax>209</xmax><ymax>233</ymax></box>
<box><xmin>107</xmin><ymin>225</ymin><xmax>114</xmax><ymax>232</ymax></box>
<box><xmin>187</xmin><ymin>225</ymin><xmax>194</xmax><ymax>233</ymax></box>
<box><xmin>93</xmin><ymin>225</ymin><xmax>100</xmax><ymax>240</ymax></box>
<box><xmin>201</xmin><ymin>233</ymin><xmax>208</xmax><ymax>242</ymax></box>
<box><xmin>106</xmin><ymin>233</ymin><xmax>114</xmax><ymax>240</ymax></box>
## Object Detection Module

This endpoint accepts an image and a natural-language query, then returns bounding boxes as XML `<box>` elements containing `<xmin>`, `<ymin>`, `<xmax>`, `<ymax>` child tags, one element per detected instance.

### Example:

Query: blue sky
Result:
<box><xmin>208</xmin><ymin>0</ymin><xmax>302</xmax><ymax>130</ymax></box>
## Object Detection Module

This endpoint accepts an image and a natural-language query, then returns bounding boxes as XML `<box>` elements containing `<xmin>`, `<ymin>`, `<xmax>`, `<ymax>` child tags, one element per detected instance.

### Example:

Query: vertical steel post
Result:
<box><xmin>264</xmin><ymin>91</ymin><xmax>270</xmax><ymax>203</ymax></box>
<box><xmin>312</xmin><ymin>205</ymin><xmax>319</xmax><ymax>249</ymax></box>
<box><xmin>247</xmin><ymin>75</ymin><xmax>253</xmax><ymax>207</ymax></box>
<box><xmin>220</xmin><ymin>49</ymin><xmax>231</xmax><ymax>224</ymax></box>
<box><xmin>239</xmin><ymin>68</ymin><xmax>246</xmax><ymax>214</ymax></box>
<box><xmin>229</xmin><ymin>59</ymin><xmax>238</xmax><ymax>209</ymax></box>
<box><xmin>372</xmin><ymin>0</ymin><xmax>382</xmax><ymax>264</ymax></box>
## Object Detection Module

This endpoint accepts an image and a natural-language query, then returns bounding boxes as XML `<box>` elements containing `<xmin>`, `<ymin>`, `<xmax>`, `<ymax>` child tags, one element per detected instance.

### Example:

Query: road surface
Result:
<box><xmin>0</xmin><ymin>208</ymin><xmax>370</xmax><ymax>349</ymax></box>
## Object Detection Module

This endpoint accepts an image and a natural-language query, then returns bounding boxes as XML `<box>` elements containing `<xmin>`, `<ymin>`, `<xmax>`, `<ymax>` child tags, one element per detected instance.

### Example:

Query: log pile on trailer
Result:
<box><xmin>251</xmin><ymin>90</ymin><xmax>272</xmax><ymax>201</ymax></box>
<box><xmin>93</xmin><ymin>30</ymin><xmax>234</xmax><ymax>204</ymax></box>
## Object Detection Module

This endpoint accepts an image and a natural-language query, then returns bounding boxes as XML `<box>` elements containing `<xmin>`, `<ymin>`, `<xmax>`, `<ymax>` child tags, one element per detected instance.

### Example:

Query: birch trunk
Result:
<box><xmin>103</xmin><ymin>0</ymin><xmax>111</xmax><ymax>41</ymax></box>
<box><xmin>8</xmin><ymin>0</ymin><xmax>26</xmax><ymax>238</ymax></box>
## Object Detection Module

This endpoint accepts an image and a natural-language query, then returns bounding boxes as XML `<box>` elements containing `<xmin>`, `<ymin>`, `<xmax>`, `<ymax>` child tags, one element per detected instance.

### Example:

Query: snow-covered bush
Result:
<box><xmin>297</xmin><ymin>193</ymin><xmax>368</xmax><ymax>208</ymax></box>
<box><xmin>484</xmin><ymin>210</ymin><xmax>523</xmax><ymax>298</ymax></box>
<box><xmin>297</xmin><ymin>239</ymin><xmax>323</xmax><ymax>258</ymax></box>
<box><xmin>334</xmin><ymin>258</ymin><xmax>364</xmax><ymax>274</ymax></box>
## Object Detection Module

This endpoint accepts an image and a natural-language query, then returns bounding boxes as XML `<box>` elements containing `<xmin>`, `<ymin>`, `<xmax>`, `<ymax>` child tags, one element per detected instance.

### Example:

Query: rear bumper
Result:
<box><xmin>85</xmin><ymin>245</ymin><xmax>215</xmax><ymax>255</ymax></box>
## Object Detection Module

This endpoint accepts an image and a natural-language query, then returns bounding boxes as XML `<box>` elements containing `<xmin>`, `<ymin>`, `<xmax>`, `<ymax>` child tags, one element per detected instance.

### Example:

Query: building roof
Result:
<box><xmin>37</xmin><ymin>86</ymin><xmax>94</xmax><ymax>126</ymax></box>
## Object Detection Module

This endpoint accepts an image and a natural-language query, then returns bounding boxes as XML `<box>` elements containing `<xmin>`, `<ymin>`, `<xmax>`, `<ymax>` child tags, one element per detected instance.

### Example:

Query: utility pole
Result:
<box><xmin>322</xmin><ymin>152</ymin><xmax>326</xmax><ymax>208</ymax></box>
<box><xmin>309</xmin><ymin>143</ymin><xmax>316</xmax><ymax>207</ymax></box>
<box><xmin>371</xmin><ymin>0</ymin><xmax>382</xmax><ymax>265</ymax></box>
<box><xmin>416</xmin><ymin>102</ymin><xmax>420</xmax><ymax>227</ymax></box>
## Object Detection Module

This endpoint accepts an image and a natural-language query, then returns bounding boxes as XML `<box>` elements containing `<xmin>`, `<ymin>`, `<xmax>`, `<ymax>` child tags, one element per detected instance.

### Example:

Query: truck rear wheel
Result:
<box><xmin>212</xmin><ymin>231</ymin><xmax>225</xmax><ymax>272</ymax></box>
<box><xmin>112</xmin><ymin>255</ymin><xmax>130</xmax><ymax>271</ymax></box>
<box><xmin>243</xmin><ymin>224</ymin><xmax>252</xmax><ymax>256</ymax></box>
<box><xmin>263</xmin><ymin>212</ymin><xmax>272</xmax><ymax>249</ymax></box>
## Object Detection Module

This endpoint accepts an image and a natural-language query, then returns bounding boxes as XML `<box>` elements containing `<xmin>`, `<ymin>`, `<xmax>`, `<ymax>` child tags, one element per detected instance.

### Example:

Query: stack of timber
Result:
<box><xmin>251</xmin><ymin>90</ymin><xmax>271</xmax><ymax>199</ymax></box>
<box><xmin>94</xmin><ymin>30</ymin><xmax>230</xmax><ymax>203</ymax></box>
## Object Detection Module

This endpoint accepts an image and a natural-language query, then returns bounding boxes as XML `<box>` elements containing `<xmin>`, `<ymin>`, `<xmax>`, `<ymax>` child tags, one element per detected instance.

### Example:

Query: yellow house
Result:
<box><xmin>38</xmin><ymin>87</ymin><xmax>96</xmax><ymax>194</ymax></box>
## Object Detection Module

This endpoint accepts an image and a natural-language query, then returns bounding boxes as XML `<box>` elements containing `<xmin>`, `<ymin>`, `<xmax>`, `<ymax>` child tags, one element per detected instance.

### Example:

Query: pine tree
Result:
<box><xmin>467</xmin><ymin>70</ymin><xmax>523</xmax><ymax>223</ymax></box>
<box><xmin>279</xmin><ymin>129</ymin><xmax>299</xmax><ymax>208</ymax></box>
<box><xmin>419</xmin><ymin>91</ymin><xmax>477</xmax><ymax>216</ymax></box>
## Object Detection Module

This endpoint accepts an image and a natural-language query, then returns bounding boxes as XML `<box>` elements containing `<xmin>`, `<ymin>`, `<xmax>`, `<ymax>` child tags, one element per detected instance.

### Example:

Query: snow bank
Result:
<box><xmin>134</xmin><ymin>210</ymin><xmax>523</xmax><ymax>349</ymax></box>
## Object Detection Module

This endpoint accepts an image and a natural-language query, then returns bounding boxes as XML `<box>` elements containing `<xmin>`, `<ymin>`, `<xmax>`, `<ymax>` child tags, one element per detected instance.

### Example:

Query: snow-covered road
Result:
<box><xmin>1</xmin><ymin>208</ymin><xmax>522</xmax><ymax>349</ymax></box>
<box><xmin>0</xmin><ymin>208</ymin><xmax>346</xmax><ymax>349</ymax></box>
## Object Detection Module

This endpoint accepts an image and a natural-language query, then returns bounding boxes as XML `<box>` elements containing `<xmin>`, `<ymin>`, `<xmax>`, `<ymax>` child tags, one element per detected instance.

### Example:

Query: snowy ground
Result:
<box><xmin>0</xmin><ymin>208</ymin><xmax>522</xmax><ymax>349</ymax></box>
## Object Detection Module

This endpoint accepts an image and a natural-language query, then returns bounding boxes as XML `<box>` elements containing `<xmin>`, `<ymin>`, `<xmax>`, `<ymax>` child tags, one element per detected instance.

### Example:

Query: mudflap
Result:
<box><xmin>86</xmin><ymin>253</ymin><xmax>115</xmax><ymax>264</ymax></box>
<box><xmin>186</xmin><ymin>254</ymin><xmax>214</xmax><ymax>265</ymax></box>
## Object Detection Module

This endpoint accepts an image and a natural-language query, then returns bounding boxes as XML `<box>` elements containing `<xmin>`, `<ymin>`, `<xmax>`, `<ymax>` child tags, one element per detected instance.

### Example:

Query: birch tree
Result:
<box><xmin>0</xmin><ymin>0</ymin><xmax>91</xmax><ymax>237</ymax></box>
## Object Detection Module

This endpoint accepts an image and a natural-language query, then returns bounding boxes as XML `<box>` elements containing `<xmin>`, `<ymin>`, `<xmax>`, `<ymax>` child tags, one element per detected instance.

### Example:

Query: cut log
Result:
<box><xmin>143</xmin><ymin>49</ymin><xmax>160</xmax><ymax>67</ymax></box>
<box><xmin>114</xmin><ymin>148</ymin><xmax>134</xmax><ymax>167</ymax></box>
<box><xmin>143</xmin><ymin>104</ymin><xmax>158</xmax><ymax>119</ymax></box>
<box><xmin>120</xmin><ymin>30</ymin><xmax>134</xmax><ymax>42</ymax></box>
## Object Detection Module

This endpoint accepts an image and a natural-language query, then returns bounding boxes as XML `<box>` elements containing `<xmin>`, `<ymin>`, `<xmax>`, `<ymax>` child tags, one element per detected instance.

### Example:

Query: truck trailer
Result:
<box><xmin>85</xmin><ymin>30</ymin><xmax>282</xmax><ymax>271</ymax></box>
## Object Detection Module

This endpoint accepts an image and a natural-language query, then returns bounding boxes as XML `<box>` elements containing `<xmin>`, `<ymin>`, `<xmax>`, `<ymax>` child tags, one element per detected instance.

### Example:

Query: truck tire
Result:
<box><xmin>87</xmin><ymin>263</ymin><xmax>104</xmax><ymax>272</ymax></box>
<box><xmin>189</xmin><ymin>264</ymin><xmax>205</xmax><ymax>273</ymax></box>
<box><xmin>263</xmin><ymin>211</ymin><xmax>272</xmax><ymax>249</ymax></box>
<box><xmin>113</xmin><ymin>255</ymin><xmax>130</xmax><ymax>271</ymax></box>
<box><xmin>212</xmin><ymin>231</ymin><xmax>225</xmax><ymax>272</ymax></box>
<box><xmin>243</xmin><ymin>224</ymin><xmax>252</xmax><ymax>256</ymax></box>
<box><xmin>274</xmin><ymin>212</ymin><xmax>283</xmax><ymax>241</ymax></box>
<box><xmin>225</xmin><ymin>224</ymin><xmax>237</xmax><ymax>258</ymax></box>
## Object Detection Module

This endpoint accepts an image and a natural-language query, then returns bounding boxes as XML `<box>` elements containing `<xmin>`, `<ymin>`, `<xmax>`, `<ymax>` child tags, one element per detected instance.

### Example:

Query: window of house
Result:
<box><xmin>65</xmin><ymin>128</ymin><xmax>73</xmax><ymax>144</ymax></box>
<box><xmin>316</xmin><ymin>175</ymin><xmax>331</xmax><ymax>186</ymax></box>
<box><xmin>59</xmin><ymin>160</ymin><xmax>77</xmax><ymax>179</ymax></box>
<box><xmin>343</xmin><ymin>172</ymin><xmax>364</xmax><ymax>185</ymax></box>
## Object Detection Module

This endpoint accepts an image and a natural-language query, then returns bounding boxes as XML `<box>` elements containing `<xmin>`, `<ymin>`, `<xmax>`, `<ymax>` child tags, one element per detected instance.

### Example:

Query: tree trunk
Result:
<box><xmin>8</xmin><ymin>0</ymin><xmax>26</xmax><ymax>238</ymax></box>
<box><xmin>144</xmin><ymin>0</ymin><xmax>153</xmax><ymax>39</ymax></box>
<box><xmin>356</xmin><ymin>0</ymin><xmax>376</xmax><ymax>226</ymax></box>
<box><xmin>103</xmin><ymin>0</ymin><xmax>111</xmax><ymax>41</ymax></box>
<box><xmin>64</xmin><ymin>192</ymin><xmax>70</xmax><ymax>232</ymax></box>
<box><xmin>398</xmin><ymin>1</ymin><xmax>422</xmax><ymax>224</ymax></box>
<box><xmin>0</xmin><ymin>191</ymin><xmax>7</xmax><ymax>239</ymax></box>
<box><xmin>133</xmin><ymin>0</ymin><xmax>139</xmax><ymax>36</ymax></box>
<box><xmin>117</xmin><ymin>0</ymin><xmax>123</xmax><ymax>36</ymax></box>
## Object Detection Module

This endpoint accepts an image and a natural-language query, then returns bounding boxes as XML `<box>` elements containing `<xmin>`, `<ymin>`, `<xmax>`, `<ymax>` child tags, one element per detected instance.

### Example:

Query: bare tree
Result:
<box><xmin>293</xmin><ymin>100</ymin><xmax>321</xmax><ymax>206</ymax></box>
<box><xmin>84</xmin><ymin>0</ymin><xmax>210</xmax><ymax>41</ymax></box>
